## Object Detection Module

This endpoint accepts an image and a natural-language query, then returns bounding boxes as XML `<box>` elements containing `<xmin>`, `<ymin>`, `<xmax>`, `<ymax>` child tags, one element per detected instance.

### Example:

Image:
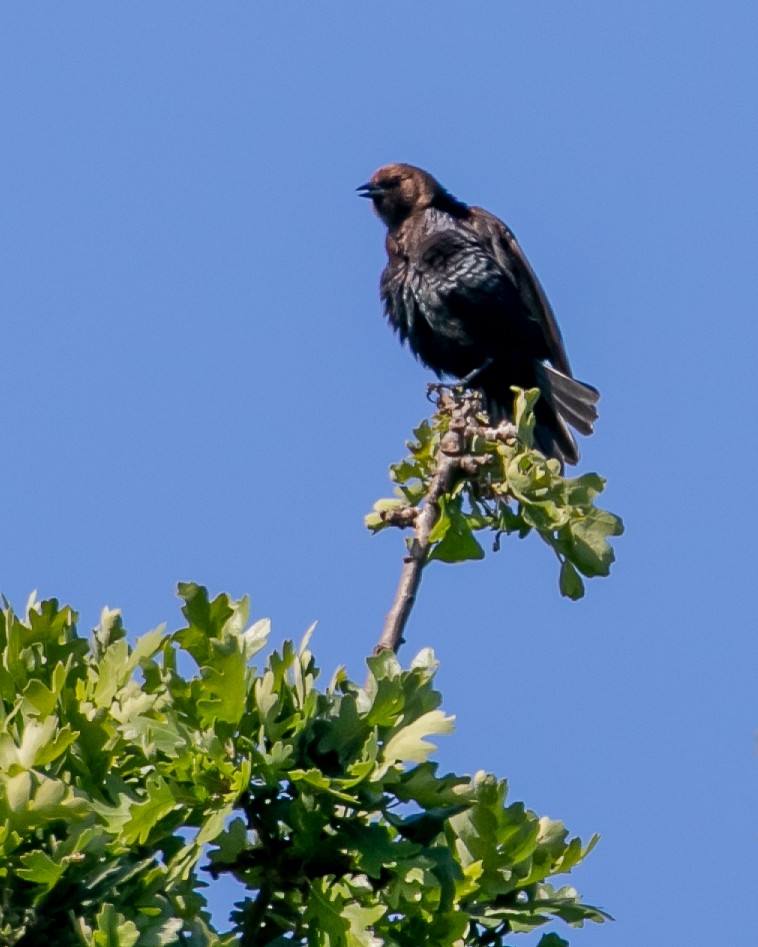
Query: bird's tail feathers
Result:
<box><xmin>479</xmin><ymin>363</ymin><xmax>599</xmax><ymax>469</ymax></box>
<box><xmin>539</xmin><ymin>364</ymin><xmax>599</xmax><ymax>437</ymax></box>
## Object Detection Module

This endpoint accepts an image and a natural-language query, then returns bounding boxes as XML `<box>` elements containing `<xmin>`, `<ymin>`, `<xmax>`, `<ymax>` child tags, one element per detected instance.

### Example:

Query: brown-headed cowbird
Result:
<box><xmin>358</xmin><ymin>163</ymin><xmax>599</xmax><ymax>467</ymax></box>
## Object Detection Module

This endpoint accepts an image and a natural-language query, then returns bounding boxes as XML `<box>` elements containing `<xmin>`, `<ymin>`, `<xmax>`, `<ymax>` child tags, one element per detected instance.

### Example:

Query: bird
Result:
<box><xmin>357</xmin><ymin>163</ymin><xmax>599</xmax><ymax>467</ymax></box>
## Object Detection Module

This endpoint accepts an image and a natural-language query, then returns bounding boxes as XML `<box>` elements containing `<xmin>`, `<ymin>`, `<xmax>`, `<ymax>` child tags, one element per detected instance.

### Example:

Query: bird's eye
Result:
<box><xmin>382</xmin><ymin>176</ymin><xmax>401</xmax><ymax>189</ymax></box>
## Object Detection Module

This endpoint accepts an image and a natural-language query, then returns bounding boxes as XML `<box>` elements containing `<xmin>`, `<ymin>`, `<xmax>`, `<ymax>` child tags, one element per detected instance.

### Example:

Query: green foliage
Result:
<box><xmin>0</xmin><ymin>585</ymin><xmax>608</xmax><ymax>945</ymax></box>
<box><xmin>366</xmin><ymin>389</ymin><xmax>624</xmax><ymax>599</ymax></box>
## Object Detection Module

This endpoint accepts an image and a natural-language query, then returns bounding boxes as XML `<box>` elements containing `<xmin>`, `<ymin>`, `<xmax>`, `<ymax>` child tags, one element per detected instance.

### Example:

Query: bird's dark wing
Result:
<box><xmin>411</xmin><ymin>225</ymin><xmax>554</xmax><ymax>362</ymax></box>
<box><xmin>465</xmin><ymin>207</ymin><xmax>572</xmax><ymax>376</ymax></box>
<box><xmin>415</xmin><ymin>229</ymin><xmax>504</xmax><ymax>306</ymax></box>
<box><xmin>411</xmin><ymin>228</ymin><xmax>520</xmax><ymax>347</ymax></box>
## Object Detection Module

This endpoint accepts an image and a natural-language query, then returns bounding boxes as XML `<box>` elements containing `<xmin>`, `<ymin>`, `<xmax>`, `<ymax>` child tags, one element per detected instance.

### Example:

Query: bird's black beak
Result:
<box><xmin>356</xmin><ymin>182</ymin><xmax>384</xmax><ymax>199</ymax></box>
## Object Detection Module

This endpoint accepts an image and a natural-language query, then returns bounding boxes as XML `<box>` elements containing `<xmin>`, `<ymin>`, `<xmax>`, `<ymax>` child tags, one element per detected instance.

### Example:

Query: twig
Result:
<box><xmin>374</xmin><ymin>388</ymin><xmax>515</xmax><ymax>655</ymax></box>
<box><xmin>240</xmin><ymin>878</ymin><xmax>274</xmax><ymax>947</ymax></box>
<box><xmin>374</xmin><ymin>448</ymin><xmax>459</xmax><ymax>655</ymax></box>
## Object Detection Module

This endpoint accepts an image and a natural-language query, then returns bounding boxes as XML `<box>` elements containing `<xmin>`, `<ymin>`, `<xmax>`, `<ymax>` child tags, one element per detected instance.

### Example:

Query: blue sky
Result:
<box><xmin>2</xmin><ymin>2</ymin><xmax>757</xmax><ymax>943</ymax></box>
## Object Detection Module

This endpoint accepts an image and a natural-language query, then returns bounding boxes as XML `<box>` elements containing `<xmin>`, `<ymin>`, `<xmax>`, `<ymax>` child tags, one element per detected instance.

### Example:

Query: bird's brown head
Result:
<box><xmin>357</xmin><ymin>163</ymin><xmax>464</xmax><ymax>229</ymax></box>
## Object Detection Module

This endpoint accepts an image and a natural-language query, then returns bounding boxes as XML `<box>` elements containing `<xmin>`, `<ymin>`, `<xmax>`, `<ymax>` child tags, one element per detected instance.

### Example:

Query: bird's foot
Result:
<box><xmin>458</xmin><ymin>357</ymin><xmax>494</xmax><ymax>388</ymax></box>
<box><xmin>426</xmin><ymin>381</ymin><xmax>467</xmax><ymax>404</ymax></box>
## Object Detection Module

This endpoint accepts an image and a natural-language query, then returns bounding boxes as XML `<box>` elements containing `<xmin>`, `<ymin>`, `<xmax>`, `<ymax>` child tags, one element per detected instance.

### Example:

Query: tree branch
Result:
<box><xmin>374</xmin><ymin>388</ymin><xmax>515</xmax><ymax>655</ymax></box>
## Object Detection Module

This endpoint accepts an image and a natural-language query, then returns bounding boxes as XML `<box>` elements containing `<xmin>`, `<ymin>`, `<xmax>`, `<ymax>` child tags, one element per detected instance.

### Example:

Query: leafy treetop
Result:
<box><xmin>0</xmin><ymin>584</ymin><xmax>608</xmax><ymax>946</ymax></box>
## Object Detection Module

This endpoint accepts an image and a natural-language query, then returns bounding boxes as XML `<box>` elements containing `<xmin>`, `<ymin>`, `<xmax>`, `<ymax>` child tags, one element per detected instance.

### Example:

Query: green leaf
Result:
<box><xmin>34</xmin><ymin>724</ymin><xmax>78</xmax><ymax>767</ymax></box>
<box><xmin>92</xmin><ymin>903</ymin><xmax>140</xmax><ymax>947</ymax></box>
<box><xmin>336</xmin><ymin>822</ymin><xmax>407</xmax><ymax>879</ymax></box>
<box><xmin>362</xmin><ymin>673</ymin><xmax>406</xmax><ymax>728</ymax></box>
<box><xmin>536</xmin><ymin>934</ymin><xmax>569</xmax><ymax>947</ymax></box>
<box><xmin>563</xmin><ymin>472</ymin><xmax>605</xmax><ymax>505</ymax></box>
<box><xmin>21</xmin><ymin>662</ymin><xmax>66</xmax><ymax>716</ymax></box>
<box><xmin>383</xmin><ymin>709</ymin><xmax>455</xmax><ymax>765</ymax></box>
<box><xmin>1</xmin><ymin>717</ymin><xmax>77</xmax><ymax>771</ymax></box>
<box><xmin>304</xmin><ymin>879</ymin><xmax>350</xmax><ymax>946</ymax></box>
<box><xmin>428</xmin><ymin>497</ymin><xmax>485</xmax><ymax>563</ymax></box>
<box><xmin>559</xmin><ymin>560</ymin><xmax>585</xmax><ymax>600</ymax></box>
<box><xmin>392</xmin><ymin>763</ymin><xmax>471</xmax><ymax>808</ymax></box>
<box><xmin>561</xmin><ymin>508</ymin><xmax>624</xmax><ymax>578</ymax></box>
<box><xmin>390</xmin><ymin>460</ymin><xmax>422</xmax><ymax>484</ymax></box>
<box><xmin>317</xmin><ymin>694</ymin><xmax>368</xmax><ymax>758</ymax></box>
<box><xmin>122</xmin><ymin>775</ymin><xmax>177</xmax><ymax>845</ymax></box>
<box><xmin>197</xmin><ymin>643</ymin><xmax>248</xmax><ymax>726</ymax></box>
<box><xmin>342</xmin><ymin>897</ymin><xmax>386</xmax><ymax>947</ymax></box>
<box><xmin>16</xmin><ymin>850</ymin><xmax>66</xmax><ymax>889</ymax></box>
<box><xmin>511</xmin><ymin>386</ymin><xmax>540</xmax><ymax>445</ymax></box>
<box><xmin>174</xmin><ymin>583</ymin><xmax>234</xmax><ymax>664</ymax></box>
<box><xmin>207</xmin><ymin>817</ymin><xmax>248</xmax><ymax>865</ymax></box>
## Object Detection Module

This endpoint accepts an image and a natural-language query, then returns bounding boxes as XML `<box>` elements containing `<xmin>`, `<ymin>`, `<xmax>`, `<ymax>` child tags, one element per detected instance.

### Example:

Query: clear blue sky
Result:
<box><xmin>2</xmin><ymin>3</ymin><xmax>757</xmax><ymax>943</ymax></box>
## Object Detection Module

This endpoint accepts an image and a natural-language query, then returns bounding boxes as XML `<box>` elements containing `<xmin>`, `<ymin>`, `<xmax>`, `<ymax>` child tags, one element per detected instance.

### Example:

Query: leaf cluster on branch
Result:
<box><xmin>367</xmin><ymin>387</ymin><xmax>623</xmax><ymax>603</ymax></box>
<box><xmin>0</xmin><ymin>584</ymin><xmax>609</xmax><ymax>946</ymax></box>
